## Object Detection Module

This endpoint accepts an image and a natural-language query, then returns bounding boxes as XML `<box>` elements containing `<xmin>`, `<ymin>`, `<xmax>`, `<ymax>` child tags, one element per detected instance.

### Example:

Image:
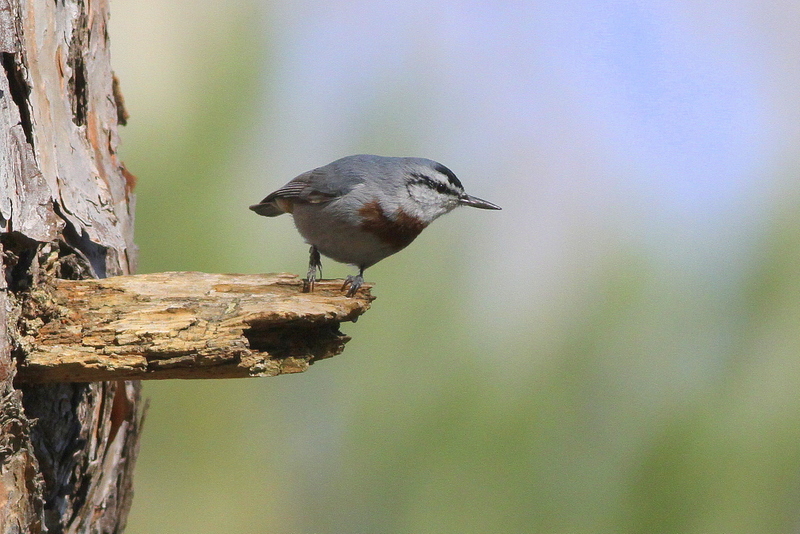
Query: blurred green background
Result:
<box><xmin>111</xmin><ymin>2</ymin><xmax>800</xmax><ymax>533</ymax></box>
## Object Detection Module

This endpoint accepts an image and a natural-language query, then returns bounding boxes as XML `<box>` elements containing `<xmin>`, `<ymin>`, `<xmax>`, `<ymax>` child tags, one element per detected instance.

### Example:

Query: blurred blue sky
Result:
<box><xmin>251</xmin><ymin>1</ymin><xmax>780</xmax><ymax>304</ymax></box>
<box><xmin>110</xmin><ymin>1</ymin><xmax>800</xmax><ymax>532</ymax></box>
<box><xmin>264</xmin><ymin>1</ymin><xmax>771</xmax><ymax>208</ymax></box>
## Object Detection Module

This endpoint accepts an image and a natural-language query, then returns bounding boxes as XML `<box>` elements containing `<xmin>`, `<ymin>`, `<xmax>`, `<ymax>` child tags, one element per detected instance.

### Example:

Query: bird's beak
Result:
<box><xmin>459</xmin><ymin>194</ymin><xmax>501</xmax><ymax>210</ymax></box>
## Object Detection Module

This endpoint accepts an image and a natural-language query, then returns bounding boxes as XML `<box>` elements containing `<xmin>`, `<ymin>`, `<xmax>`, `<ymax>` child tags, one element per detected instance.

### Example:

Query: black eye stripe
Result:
<box><xmin>433</xmin><ymin>164</ymin><xmax>464</xmax><ymax>190</ymax></box>
<box><xmin>408</xmin><ymin>173</ymin><xmax>461</xmax><ymax>197</ymax></box>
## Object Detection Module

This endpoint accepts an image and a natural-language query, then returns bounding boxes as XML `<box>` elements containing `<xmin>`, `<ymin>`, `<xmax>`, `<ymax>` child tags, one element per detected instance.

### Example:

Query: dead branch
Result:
<box><xmin>14</xmin><ymin>271</ymin><xmax>374</xmax><ymax>383</ymax></box>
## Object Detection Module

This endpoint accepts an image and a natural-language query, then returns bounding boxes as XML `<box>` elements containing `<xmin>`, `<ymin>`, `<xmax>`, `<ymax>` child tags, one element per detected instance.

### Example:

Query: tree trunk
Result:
<box><xmin>0</xmin><ymin>0</ymin><xmax>141</xmax><ymax>532</ymax></box>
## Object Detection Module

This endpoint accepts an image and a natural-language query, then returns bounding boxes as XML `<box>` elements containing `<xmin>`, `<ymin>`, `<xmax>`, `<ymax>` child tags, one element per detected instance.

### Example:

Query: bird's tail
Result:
<box><xmin>249</xmin><ymin>199</ymin><xmax>289</xmax><ymax>217</ymax></box>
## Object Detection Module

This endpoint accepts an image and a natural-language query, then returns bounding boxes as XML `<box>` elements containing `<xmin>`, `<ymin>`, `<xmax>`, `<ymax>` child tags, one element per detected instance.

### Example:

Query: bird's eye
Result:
<box><xmin>433</xmin><ymin>164</ymin><xmax>464</xmax><ymax>190</ymax></box>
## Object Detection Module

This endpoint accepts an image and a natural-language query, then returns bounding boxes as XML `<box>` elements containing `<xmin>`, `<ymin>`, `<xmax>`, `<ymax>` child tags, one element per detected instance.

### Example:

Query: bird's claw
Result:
<box><xmin>341</xmin><ymin>274</ymin><xmax>364</xmax><ymax>297</ymax></box>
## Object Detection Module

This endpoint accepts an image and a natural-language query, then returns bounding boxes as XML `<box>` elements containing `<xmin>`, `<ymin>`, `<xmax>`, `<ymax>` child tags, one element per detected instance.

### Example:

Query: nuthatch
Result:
<box><xmin>250</xmin><ymin>155</ymin><xmax>501</xmax><ymax>296</ymax></box>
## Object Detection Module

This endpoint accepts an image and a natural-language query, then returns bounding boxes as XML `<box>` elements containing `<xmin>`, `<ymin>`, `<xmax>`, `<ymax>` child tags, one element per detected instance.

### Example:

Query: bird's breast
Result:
<box><xmin>358</xmin><ymin>200</ymin><xmax>427</xmax><ymax>250</ymax></box>
<box><xmin>290</xmin><ymin>199</ymin><xmax>426</xmax><ymax>268</ymax></box>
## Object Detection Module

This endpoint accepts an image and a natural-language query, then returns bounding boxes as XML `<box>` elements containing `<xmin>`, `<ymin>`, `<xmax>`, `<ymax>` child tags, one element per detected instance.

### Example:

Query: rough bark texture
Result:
<box><xmin>14</xmin><ymin>272</ymin><xmax>372</xmax><ymax>383</ymax></box>
<box><xmin>0</xmin><ymin>0</ymin><xmax>140</xmax><ymax>532</ymax></box>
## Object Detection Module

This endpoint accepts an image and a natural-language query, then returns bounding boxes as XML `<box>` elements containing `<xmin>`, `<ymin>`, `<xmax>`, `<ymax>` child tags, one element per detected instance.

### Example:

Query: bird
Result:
<box><xmin>250</xmin><ymin>154</ymin><xmax>501</xmax><ymax>297</ymax></box>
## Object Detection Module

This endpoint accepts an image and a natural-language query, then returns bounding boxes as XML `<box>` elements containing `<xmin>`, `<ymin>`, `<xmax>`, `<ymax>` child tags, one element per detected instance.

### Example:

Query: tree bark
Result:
<box><xmin>1</xmin><ymin>0</ymin><xmax>141</xmax><ymax>532</ymax></box>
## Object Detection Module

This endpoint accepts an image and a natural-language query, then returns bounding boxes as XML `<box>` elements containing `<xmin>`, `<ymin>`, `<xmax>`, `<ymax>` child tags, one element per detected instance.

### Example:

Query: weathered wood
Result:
<box><xmin>15</xmin><ymin>272</ymin><xmax>374</xmax><ymax>383</ymax></box>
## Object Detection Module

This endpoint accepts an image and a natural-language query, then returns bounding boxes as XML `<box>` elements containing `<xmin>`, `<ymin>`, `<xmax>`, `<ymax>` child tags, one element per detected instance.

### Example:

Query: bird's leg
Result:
<box><xmin>341</xmin><ymin>266</ymin><xmax>365</xmax><ymax>297</ymax></box>
<box><xmin>303</xmin><ymin>245</ymin><xmax>322</xmax><ymax>292</ymax></box>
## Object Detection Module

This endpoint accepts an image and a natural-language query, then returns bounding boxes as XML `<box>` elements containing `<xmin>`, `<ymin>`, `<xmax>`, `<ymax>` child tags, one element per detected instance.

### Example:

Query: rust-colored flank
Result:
<box><xmin>358</xmin><ymin>200</ymin><xmax>427</xmax><ymax>250</ymax></box>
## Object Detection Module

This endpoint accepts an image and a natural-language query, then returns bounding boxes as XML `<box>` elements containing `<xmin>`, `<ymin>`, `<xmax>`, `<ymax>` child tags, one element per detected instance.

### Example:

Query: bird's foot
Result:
<box><xmin>303</xmin><ymin>246</ymin><xmax>322</xmax><ymax>293</ymax></box>
<box><xmin>341</xmin><ymin>274</ymin><xmax>364</xmax><ymax>297</ymax></box>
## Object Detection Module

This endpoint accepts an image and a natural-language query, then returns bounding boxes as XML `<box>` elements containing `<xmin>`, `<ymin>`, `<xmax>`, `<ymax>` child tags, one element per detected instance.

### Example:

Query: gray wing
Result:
<box><xmin>249</xmin><ymin>164</ymin><xmax>364</xmax><ymax>217</ymax></box>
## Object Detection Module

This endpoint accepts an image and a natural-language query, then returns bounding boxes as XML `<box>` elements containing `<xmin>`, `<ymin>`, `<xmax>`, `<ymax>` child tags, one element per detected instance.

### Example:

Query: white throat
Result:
<box><xmin>404</xmin><ymin>182</ymin><xmax>460</xmax><ymax>224</ymax></box>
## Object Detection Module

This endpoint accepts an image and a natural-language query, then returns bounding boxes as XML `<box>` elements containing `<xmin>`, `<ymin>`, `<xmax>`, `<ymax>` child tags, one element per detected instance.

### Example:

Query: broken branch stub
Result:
<box><xmin>14</xmin><ymin>272</ymin><xmax>374</xmax><ymax>383</ymax></box>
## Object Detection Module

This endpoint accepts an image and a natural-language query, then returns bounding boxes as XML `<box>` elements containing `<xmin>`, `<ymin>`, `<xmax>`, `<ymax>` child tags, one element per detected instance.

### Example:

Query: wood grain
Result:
<box><xmin>15</xmin><ymin>272</ymin><xmax>374</xmax><ymax>383</ymax></box>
